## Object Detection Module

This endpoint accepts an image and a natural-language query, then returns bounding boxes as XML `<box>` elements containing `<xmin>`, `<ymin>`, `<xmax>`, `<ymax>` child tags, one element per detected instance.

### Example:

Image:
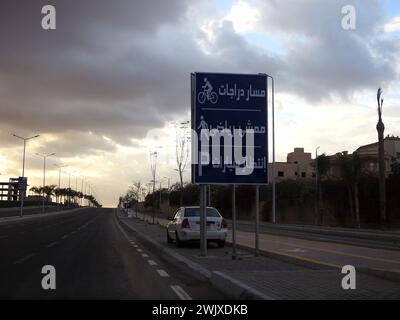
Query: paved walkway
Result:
<box><xmin>120</xmin><ymin>211</ymin><xmax>400</xmax><ymax>299</ymax></box>
<box><xmin>132</xmin><ymin>210</ymin><xmax>400</xmax><ymax>272</ymax></box>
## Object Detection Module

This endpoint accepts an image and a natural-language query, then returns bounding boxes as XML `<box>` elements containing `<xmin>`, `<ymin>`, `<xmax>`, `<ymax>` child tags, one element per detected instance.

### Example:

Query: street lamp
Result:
<box><xmin>265</xmin><ymin>74</ymin><xmax>276</xmax><ymax>223</ymax></box>
<box><xmin>315</xmin><ymin>146</ymin><xmax>320</xmax><ymax>224</ymax></box>
<box><xmin>11</xmin><ymin>133</ymin><xmax>40</xmax><ymax>217</ymax></box>
<box><xmin>54</xmin><ymin>163</ymin><xmax>68</xmax><ymax>208</ymax></box>
<box><xmin>36</xmin><ymin>152</ymin><xmax>56</xmax><ymax>213</ymax></box>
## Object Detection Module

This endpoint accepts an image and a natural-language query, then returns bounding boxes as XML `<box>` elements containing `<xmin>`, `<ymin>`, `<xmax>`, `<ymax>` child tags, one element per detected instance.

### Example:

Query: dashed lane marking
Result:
<box><xmin>157</xmin><ymin>269</ymin><xmax>169</xmax><ymax>277</ymax></box>
<box><xmin>13</xmin><ymin>253</ymin><xmax>36</xmax><ymax>265</ymax></box>
<box><xmin>46</xmin><ymin>241</ymin><xmax>58</xmax><ymax>248</ymax></box>
<box><xmin>170</xmin><ymin>285</ymin><xmax>192</xmax><ymax>300</ymax></box>
<box><xmin>148</xmin><ymin>260</ymin><xmax>157</xmax><ymax>266</ymax></box>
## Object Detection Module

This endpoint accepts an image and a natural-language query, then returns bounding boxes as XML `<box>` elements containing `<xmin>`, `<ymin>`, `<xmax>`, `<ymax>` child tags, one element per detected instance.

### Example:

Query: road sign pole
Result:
<box><xmin>255</xmin><ymin>185</ymin><xmax>260</xmax><ymax>256</ymax></box>
<box><xmin>232</xmin><ymin>184</ymin><xmax>237</xmax><ymax>260</ymax></box>
<box><xmin>200</xmin><ymin>184</ymin><xmax>207</xmax><ymax>256</ymax></box>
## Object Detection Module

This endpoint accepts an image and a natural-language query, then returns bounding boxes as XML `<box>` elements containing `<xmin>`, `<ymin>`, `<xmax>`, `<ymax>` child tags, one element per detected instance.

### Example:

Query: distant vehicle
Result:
<box><xmin>166</xmin><ymin>206</ymin><xmax>228</xmax><ymax>248</ymax></box>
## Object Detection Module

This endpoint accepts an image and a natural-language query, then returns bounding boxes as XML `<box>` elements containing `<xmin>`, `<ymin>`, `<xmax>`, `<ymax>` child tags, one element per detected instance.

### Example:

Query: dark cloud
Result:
<box><xmin>0</xmin><ymin>0</ymin><xmax>399</xmax><ymax>154</ymax></box>
<box><xmin>256</xmin><ymin>0</ymin><xmax>399</xmax><ymax>101</ymax></box>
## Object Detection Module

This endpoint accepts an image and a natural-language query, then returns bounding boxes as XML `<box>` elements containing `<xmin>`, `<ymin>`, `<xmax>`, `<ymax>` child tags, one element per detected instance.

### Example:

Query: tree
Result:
<box><xmin>132</xmin><ymin>181</ymin><xmax>142</xmax><ymax>218</ymax></box>
<box><xmin>42</xmin><ymin>185</ymin><xmax>56</xmax><ymax>200</ymax></box>
<box><xmin>316</xmin><ymin>153</ymin><xmax>330</xmax><ymax>225</ymax></box>
<box><xmin>174</xmin><ymin>121</ymin><xmax>190</xmax><ymax>206</ymax></box>
<box><xmin>338</xmin><ymin>152</ymin><xmax>368</xmax><ymax>228</ymax></box>
<box><xmin>376</xmin><ymin>88</ymin><xmax>386</xmax><ymax>228</ymax></box>
<box><xmin>30</xmin><ymin>186</ymin><xmax>41</xmax><ymax>196</ymax></box>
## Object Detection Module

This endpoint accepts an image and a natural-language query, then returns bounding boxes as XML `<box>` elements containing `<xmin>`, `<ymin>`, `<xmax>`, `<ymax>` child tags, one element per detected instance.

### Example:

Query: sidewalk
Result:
<box><xmin>118</xmin><ymin>211</ymin><xmax>400</xmax><ymax>299</ymax></box>
<box><xmin>132</xmin><ymin>210</ymin><xmax>400</xmax><ymax>274</ymax></box>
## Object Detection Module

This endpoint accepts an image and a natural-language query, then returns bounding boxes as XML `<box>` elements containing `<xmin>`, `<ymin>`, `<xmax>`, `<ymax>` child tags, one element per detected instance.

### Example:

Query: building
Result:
<box><xmin>0</xmin><ymin>178</ymin><xmax>19</xmax><ymax>201</ymax></box>
<box><xmin>322</xmin><ymin>136</ymin><xmax>400</xmax><ymax>179</ymax></box>
<box><xmin>354</xmin><ymin>135</ymin><xmax>400</xmax><ymax>177</ymax></box>
<box><xmin>268</xmin><ymin>148</ymin><xmax>315</xmax><ymax>183</ymax></box>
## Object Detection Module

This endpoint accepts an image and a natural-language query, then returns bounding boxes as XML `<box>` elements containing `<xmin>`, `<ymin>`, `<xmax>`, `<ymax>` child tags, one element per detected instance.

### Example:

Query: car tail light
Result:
<box><xmin>181</xmin><ymin>218</ymin><xmax>190</xmax><ymax>229</ymax></box>
<box><xmin>221</xmin><ymin>218</ymin><xmax>227</xmax><ymax>229</ymax></box>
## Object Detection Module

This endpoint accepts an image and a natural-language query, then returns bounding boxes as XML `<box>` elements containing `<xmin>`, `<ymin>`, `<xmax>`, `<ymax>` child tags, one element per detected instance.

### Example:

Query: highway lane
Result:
<box><xmin>0</xmin><ymin>208</ymin><xmax>225</xmax><ymax>299</ymax></box>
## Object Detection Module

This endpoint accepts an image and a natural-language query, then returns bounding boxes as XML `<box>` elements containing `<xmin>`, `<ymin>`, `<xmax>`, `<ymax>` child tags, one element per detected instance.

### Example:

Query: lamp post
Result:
<box><xmin>11</xmin><ymin>133</ymin><xmax>40</xmax><ymax>217</ymax></box>
<box><xmin>54</xmin><ymin>164</ymin><xmax>67</xmax><ymax>209</ymax></box>
<box><xmin>315</xmin><ymin>146</ymin><xmax>320</xmax><ymax>225</ymax></box>
<box><xmin>80</xmin><ymin>176</ymin><xmax>85</xmax><ymax>206</ymax></box>
<box><xmin>266</xmin><ymin>75</ymin><xmax>276</xmax><ymax>223</ymax></box>
<box><xmin>36</xmin><ymin>152</ymin><xmax>56</xmax><ymax>213</ymax></box>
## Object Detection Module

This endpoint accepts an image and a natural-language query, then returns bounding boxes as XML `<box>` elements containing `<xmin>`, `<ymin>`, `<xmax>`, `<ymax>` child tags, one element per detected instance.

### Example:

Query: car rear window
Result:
<box><xmin>184</xmin><ymin>208</ymin><xmax>221</xmax><ymax>217</ymax></box>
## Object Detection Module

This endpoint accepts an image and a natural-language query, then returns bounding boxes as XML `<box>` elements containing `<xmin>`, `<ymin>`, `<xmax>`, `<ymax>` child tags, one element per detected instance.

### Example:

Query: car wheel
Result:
<box><xmin>175</xmin><ymin>231</ymin><xmax>183</xmax><ymax>247</ymax></box>
<box><xmin>217</xmin><ymin>240</ymin><xmax>225</xmax><ymax>248</ymax></box>
<box><xmin>167</xmin><ymin>230</ymin><xmax>173</xmax><ymax>244</ymax></box>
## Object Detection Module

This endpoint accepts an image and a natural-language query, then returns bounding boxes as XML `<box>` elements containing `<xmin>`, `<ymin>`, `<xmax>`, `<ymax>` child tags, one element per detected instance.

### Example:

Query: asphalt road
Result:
<box><xmin>0</xmin><ymin>208</ymin><xmax>226</xmax><ymax>299</ymax></box>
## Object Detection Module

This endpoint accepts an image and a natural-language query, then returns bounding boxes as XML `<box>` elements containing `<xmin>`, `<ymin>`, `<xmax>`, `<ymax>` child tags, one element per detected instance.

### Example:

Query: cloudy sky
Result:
<box><xmin>1</xmin><ymin>0</ymin><xmax>399</xmax><ymax>207</ymax></box>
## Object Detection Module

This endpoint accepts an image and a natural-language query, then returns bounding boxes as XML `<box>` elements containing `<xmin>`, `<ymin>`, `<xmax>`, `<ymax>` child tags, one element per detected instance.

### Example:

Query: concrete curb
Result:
<box><xmin>116</xmin><ymin>212</ymin><xmax>274</xmax><ymax>300</ymax></box>
<box><xmin>0</xmin><ymin>207</ymin><xmax>91</xmax><ymax>224</ymax></box>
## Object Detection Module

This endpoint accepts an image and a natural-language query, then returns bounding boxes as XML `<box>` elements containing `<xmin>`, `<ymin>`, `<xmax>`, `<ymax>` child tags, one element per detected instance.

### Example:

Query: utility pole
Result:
<box><xmin>11</xmin><ymin>133</ymin><xmax>40</xmax><ymax>217</ymax></box>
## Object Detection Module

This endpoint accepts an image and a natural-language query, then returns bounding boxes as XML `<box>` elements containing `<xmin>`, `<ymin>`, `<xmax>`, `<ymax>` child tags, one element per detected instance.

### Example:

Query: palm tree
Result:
<box><xmin>41</xmin><ymin>185</ymin><xmax>56</xmax><ymax>206</ymax></box>
<box><xmin>30</xmin><ymin>186</ymin><xmax>41</xmax><ymax>196</ymax></box>
<box><xmin>376</xmin><ymin>88</ymin><xmax>386</xmax><ymax>228</ymax></box>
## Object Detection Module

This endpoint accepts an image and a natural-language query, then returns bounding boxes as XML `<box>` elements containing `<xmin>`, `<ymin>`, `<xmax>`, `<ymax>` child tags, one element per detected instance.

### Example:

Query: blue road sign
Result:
<box><xmin>191</xmin><ymin>72</ymin><xmax>268</xmax><ymax>185</ymax></box>
<box><xmin>18</xmin><ymin>177</ymin><xmax>28</xmax><ymax>191</ymax></box>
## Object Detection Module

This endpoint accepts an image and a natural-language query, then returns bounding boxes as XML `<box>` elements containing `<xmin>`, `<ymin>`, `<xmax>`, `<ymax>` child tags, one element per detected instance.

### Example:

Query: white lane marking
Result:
<box><xmin>13</xmin><ymin>253</ymin><xmax>36</xmax><ymax>265</ymax></box>
<box><xmin>148</xmin><ymin>260</ymin><xmax>157</xmax><ymax>266</ymax></box>
<box><xmin>141</xmin><ymin>253</ymin><xmax>149</xmax><ymax>258</ymax></box>
<box><xmin>46</xmin><ymin>241</ymin><xmax>58</xmax><ymax>248</ymax></box>
<box><xmin>137</xmin><ymin>248</ymin><xmax>143</xmax><ymax>252</ymax></box>
<box><xmin>133</xmin><ymin>244</ymin><xmax>138</xmax><ymax>247</ymax></box>
<box><xmin>170</xmin><ymin>285</ymin><xmax>192</xmax><ymax>300</ymax></box>
<box><xmin>61</xmin><ymin>234</ymin><xmax>69</xmax><ymax>240</ymax></box>
<box><xmin>156</xmin><ymin>269</ymin><xmax>169</xmax><ymax>277</ymax></box>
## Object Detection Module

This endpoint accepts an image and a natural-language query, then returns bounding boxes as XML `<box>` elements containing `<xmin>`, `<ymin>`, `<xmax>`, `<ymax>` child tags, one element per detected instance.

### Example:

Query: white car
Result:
<box><xmin>166</xmin><ymin>206</ymin><xmax>228</xmax><ymax>248</ymax></box>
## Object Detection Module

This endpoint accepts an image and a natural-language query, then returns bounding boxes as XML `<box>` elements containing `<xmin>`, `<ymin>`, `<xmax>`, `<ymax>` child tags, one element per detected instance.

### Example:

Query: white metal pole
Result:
<box><xmin>255</xmin><ymin>185</ymin><xmax>260</xmax><ymax>256</ymax></box>
<box><xmin>42</xmin><ymin>156</ymin><xmax>46</xmax><ymax>213</ymax></box>
<box><xmin>232</xmin><ymin>184</ymin><xmax>237</xmax><ymax>260</ymax></box>
<box><xmin>272</xmin><ymin>77</ymin><xmax>276</xmax><ymax>223</ymax></box>
<box><xmin>20</xmin><ymin>139</ymin><xmax>26</xmax><ymax>217</ymax></box>
<box><xmin>200</xmin><ymin>185</ymin><xmax>207</xmax><ymax>256</ymax></box>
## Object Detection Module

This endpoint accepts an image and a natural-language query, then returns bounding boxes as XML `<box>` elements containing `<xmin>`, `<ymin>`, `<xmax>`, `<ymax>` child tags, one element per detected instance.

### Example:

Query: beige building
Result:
<box><xmin>324</xmin><ymin>136</ymin><xmax>400</xmax><ymax>179</ymax></box>
<box><xmin>354</xmin><ymin>135</ymin><xmax>400</xmax><ymax>177</ymax></box>
<box><xmin>268</xmin><ymin>148</ymin><xmax>315</xmax><ymax>183</ymax></box>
